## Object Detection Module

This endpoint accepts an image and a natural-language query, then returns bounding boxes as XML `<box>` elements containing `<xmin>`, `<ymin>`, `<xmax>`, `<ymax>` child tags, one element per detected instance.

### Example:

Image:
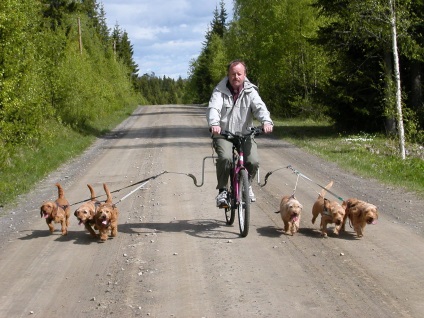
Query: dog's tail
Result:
<box><xmin>103</xmin><ymin>183</ymin><xmax>113</xmax><ymax>204</ymax></box>
<box><xmin>87</xmin><ymin>184</ymin><xmax>96</xmax><ymax>201</ymax></box>
<box><xmin>319</xmin><ymin>181</ymin><xmax>333</xmax><ymax>198</ymax></box>
<box><xmin>55</xmin><ymin>183</ymin><xmax>65</xmax><ymax>199</ymax></box>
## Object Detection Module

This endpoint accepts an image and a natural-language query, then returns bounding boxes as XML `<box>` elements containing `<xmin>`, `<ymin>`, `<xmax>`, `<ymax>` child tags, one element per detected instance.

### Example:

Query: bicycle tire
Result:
<box><xmin>237</xmin><ymin>169</ymin><xmax>250</xmax><ymax>237</ymax></box>
<box><xmin>225</xmin><ymin>173</ymin><xmax>235</xmax><ymax>225</ymax></box>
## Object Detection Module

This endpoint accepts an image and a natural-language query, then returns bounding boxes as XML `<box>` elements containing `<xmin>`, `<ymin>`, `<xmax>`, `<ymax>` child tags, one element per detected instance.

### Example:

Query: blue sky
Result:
<box><xmin>100</xmin><ymin>0</ymin><xmax>234</xmax><ymax>79</ymax></box>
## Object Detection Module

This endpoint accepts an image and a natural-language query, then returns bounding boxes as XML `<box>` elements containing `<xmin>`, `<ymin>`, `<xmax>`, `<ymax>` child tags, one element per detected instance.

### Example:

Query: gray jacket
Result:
<box><xmin>206</xmin><ymin>77</ymin><xmax>273</xmax><ymax>135</ymax></box>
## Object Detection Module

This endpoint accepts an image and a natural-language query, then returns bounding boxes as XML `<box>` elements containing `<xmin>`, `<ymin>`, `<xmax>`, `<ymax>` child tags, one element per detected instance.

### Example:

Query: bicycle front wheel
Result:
<box><xmin>237</xmin><ymin>169</ymin><xmax>250</xmax><ymax>237</ymax></box>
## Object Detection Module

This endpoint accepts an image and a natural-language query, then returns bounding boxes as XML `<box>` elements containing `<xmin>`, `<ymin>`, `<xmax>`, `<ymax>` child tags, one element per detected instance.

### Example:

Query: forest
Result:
<box><xmin>1</xmin><ymin>0</ymin><xmax>423</xmax><ymax>172</ymax></box>
<box><xmin>187</xmin><ymin>0</ymin><xmax>424</xmax><ymax>145</ymax></box>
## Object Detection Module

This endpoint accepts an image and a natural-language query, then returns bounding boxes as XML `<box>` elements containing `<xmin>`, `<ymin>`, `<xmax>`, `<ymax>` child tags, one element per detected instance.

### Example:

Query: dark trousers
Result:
<box><xmin>213</xmin><ymin>137</ymin><xmax>259</xmax><ymax>190</ymax></box>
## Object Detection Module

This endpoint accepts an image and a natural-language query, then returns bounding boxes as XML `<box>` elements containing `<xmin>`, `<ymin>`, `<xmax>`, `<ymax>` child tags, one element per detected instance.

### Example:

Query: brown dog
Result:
<box><xmin>40</xmin><ymin>183</ymin><xmax>71</xmax><ymax>235</ymax></box>
<box><xmin>74</xmin><ymin>184</ymin><xmax>100</xmax><ymax>238</ymax></box>
<box><xmin>311</xmin><ymin>181</ymin><xmax>346</xmax><ymax>237</ymax></box>
<box><xmin>276</xmin><ymin>195</ymin><xmax>303</xmax><ymax>235</ymax></box>
<box><xmin>341</xmin><ymin>198</ymin><xmax>378</xmax><ymax>238</ymax></box>
<box><xmin>94</xmin><ymin>183</ymin><xmax>119</xmax><ymax>241</ymax></box>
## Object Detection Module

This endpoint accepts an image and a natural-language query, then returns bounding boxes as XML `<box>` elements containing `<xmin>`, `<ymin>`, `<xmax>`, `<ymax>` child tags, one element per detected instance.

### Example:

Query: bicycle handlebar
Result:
<box><xmin>220</xmin><ymin>127</ymin><xmax>263</xmax><ymax>139</ymax></box>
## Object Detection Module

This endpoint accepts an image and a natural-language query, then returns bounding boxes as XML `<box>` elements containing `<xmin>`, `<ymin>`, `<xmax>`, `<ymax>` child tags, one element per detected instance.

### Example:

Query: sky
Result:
<box><xmin>100</xmin><ymin>0</ymin><xmax>234</xmax><ymax>79</ymax></box>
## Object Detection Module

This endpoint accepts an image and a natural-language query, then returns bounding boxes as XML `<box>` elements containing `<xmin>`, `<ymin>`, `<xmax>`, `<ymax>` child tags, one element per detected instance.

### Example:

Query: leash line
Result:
<box><xmin>69</xmin><ymin>171</ymin><xmax>168</xmax><ymax>206</ymax></box>
<box><xmin>259</xmin><ymin>165</ymin><xmax>344</xmax><ymax>202</ymax></box>
<box><xmin>287</xmin><ymin>165</ymin><xmax>344</xmax><ymax>202</ymax></box>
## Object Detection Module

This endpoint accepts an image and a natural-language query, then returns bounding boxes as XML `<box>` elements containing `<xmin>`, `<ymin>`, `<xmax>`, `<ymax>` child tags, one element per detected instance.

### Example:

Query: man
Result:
<box><xmin>206</xmin><ymin>59</ymin><xmax>273</xmax><ymax>208</ymax></box>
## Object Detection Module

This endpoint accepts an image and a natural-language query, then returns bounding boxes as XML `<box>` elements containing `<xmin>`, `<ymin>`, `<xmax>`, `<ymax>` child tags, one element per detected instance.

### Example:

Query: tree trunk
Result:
<box><xmin>389</xmin><ymin>0</ymin><xmax>406</xmax><ymax>159</ymax></box>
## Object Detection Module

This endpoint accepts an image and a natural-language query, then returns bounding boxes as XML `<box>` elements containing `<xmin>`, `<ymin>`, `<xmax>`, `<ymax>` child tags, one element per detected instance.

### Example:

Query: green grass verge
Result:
<box><xmin>273</xmin><ymin>119</ymin><xmax>424</xmax><ymax>197</ymax></box>
<box><xmin>0</xmin><ymin>104</ymin><xmax>139</xmax><ymax>209</ymax></box>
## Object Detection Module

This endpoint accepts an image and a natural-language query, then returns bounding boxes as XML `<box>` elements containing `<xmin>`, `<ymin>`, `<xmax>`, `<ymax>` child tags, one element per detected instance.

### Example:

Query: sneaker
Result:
<box><xmin>216</xmin><ymin>190</ymin><xmax>229</xmax><ymax>208</ymax></box>
<box><xmin>249</xmin><ymin>186</ymin><xmax>256</xmax><ymax>202</ymax></box>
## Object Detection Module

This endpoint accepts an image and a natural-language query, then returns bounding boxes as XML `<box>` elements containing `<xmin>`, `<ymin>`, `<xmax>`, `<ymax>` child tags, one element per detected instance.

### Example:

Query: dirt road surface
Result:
<box><xmin>0</xmin><ymin>105</ymin><xmax>423</xmax><ymax>318</ymax></box>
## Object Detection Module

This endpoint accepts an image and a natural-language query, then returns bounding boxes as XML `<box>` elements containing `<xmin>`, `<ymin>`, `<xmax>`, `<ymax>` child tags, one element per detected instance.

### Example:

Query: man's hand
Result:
<box><xmin>210</xmin><ymin>126</ymin><xmax>221</xmax><ymax>135</ymax></box>
<box><xmin>263</xmin><ymin>123</ymin><xmax>273</xmax><ymax>134</ymax></box>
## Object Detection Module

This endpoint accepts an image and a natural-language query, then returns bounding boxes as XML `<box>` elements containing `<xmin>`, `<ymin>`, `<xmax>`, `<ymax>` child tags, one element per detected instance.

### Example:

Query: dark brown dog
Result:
<box><xmin>94</xmin><ymin>183</ymin><xmax>119</xmax><ymax>241</ymax></box>
<box><xmin>311</xmin><ymin>181</ymin><xmax>346</xmax><ymax>237</ymax></box>
<box><xmin>341</xmin><ymin>198</ymin><xmax>379</xmax><ymax>238</ymax></box>
<box><xmin>276</xmin><ymin>194</ymin><xmax>303</xmax><ymax>235</ymax></box>
<box><xmin>74</xmin><ymin>184</ymin><xmax>100</xmax><ymax>238</ymax></box>
<box><xmin>40</xmin><ymin>183</ymin><xmax>71</xmax><ymax>235</ymax></box>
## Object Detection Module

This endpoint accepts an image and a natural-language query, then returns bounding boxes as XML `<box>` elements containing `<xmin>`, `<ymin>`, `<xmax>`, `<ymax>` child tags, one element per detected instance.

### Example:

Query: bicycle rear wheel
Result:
<box><xmin>237</xmin><ymin>169</ymin><xmax>250</xmax><ymax>237</ymax></box>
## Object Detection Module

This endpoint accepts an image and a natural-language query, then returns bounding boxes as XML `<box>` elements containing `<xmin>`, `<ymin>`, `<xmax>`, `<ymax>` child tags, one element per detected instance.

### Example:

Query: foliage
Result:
<box><xmin>0</xmin><ymin>0</ymin><xmax>140</xmax><ymax>169</ymax></box>
<box><xmin>136</xmin><ymin>73</ymin><xmax>186</xmax><ymax>105</ymax></box>
<box><xmin>186</xmin><ymin>0</ymin><xmax>424</xmax><ymax>146</ymax></box>
<box><xmin>185</xmin><ymin>0</ymin><xmax>229</xmax><ymax>103</ymax></box>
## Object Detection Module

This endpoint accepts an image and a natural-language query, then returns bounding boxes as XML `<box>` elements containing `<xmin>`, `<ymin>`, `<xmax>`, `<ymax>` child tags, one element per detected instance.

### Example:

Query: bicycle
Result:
<box><xmin>220</xmin><ymin>127</ymin><xmax>262</xmax><ymax>237</ymax></box>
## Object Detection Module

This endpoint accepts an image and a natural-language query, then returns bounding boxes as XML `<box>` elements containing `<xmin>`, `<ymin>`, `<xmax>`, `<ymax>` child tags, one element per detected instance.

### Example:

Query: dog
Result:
<box><xmin>40</xmin><ymin>183</ymin><xmax>71</xmax><ymax>235</ymax></box>
<box><xmin>311</xmin><ymin>181</ymin><xmax>346</xmax><ymax>237</ymax></box>
<box><xmin>94</xmin><ymin>183</ymin><xmax>119</xmax><ymax>241</ymax></box>
<box><xmin>276</xmin><ymin>194</ymin><xmax>303</xmax><ymax>235</ymax></box>
<box><xmin>341</xmin><ymin>198</ymin><xmax>378</xmax><ymax>238</ymax></box>
<box><xmin>74</xmin><ymin>184</ymin><xmax>101</xmax><ymax>238</ymax></box>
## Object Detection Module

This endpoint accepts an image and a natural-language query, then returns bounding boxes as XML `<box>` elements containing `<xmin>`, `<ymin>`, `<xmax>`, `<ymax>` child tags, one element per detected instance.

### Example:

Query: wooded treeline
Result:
<box><xmin>186</xmin><ymin>0</ymin><xmax>424</xmax><ymax>144</ymax></box>
<box><xmin>2</xmin><ymin>0</ymin><xmax>423</xmax><ymax>171</ymax></box>
<box><xmin>0</xmin><ymin>0</ymin><xmax>141</xmax><ymax>167</ymax></box>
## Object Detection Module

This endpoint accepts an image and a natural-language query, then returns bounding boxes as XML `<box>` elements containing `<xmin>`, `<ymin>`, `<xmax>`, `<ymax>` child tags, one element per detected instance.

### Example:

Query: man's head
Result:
<box><xmin>227</xmin><ymin>59</ymin><xmax>246</xmax><ymax>91</ymax></box>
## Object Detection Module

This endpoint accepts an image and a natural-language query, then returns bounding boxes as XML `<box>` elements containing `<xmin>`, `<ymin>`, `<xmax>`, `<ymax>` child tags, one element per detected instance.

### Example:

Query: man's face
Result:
<box><xmin>228</xmin><ymin>63</ymin><xmax>246</xmax><ymax>91</ymax></box>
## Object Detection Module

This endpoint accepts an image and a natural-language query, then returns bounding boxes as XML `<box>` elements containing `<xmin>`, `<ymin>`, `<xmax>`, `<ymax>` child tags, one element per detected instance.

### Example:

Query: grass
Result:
<box><xmin>272</xmin><ymin>118</ymin><xmax>424</xmax><ymax>197</ymax></box>
<box><xmin>0</xmin><ymin>104</ymin><xmax>139</xmax><ymax>209</ymax></box>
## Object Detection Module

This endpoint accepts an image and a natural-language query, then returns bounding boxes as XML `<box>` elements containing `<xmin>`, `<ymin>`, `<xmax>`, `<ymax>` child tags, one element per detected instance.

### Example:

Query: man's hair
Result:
<box><xmin>227</xmin><ymin>59</ymin><xmax>247</xmax><ymax>74</ymax></box>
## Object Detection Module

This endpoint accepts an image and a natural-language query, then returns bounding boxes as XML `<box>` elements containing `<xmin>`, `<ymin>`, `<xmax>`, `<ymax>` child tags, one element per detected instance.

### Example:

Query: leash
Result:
<box><xmin>259</xmin><ymin>165</ymin><xmax>344</xmax><ymax>202</ymax></box>
<box><xmin>286</xmin><ymin>165</ymin><xmax>344</xmax><ymax>202</ymax></box>
<box><xmin>69</xmin><ymin>164</ymin><xmax>213</xmax><ymax>207</ymax></box>
<box><xmin>70</xmin><ymin>171</ymin><xmax>168</xmax><ymax>206</ymax></box>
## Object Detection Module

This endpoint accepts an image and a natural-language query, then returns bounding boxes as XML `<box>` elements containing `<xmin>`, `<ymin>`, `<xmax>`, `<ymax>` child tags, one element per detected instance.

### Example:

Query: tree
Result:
<box><xmin>186</xmin><ymin>0</ymin><xmax>229</xmax><ymax>103</ymax></box>
<box><xmin>225</xmin><ymin>0</ymin><xmax>329</xmax><ymax>118</ymax></box>
<box><xmin>111</xmin><ymin>25</ymin><xmax>139</xmax><ymax>87</ymax></box>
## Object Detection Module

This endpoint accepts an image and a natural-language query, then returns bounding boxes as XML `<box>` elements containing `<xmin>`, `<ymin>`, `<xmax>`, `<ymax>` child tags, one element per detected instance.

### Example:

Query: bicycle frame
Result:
<box><xmin>222</xmin><ymin>127</ymin><xmax>262</xmax><ymax>237</ymax></box>
<box><xmin>231</xmin><ymin>139</ymin><xmax>247</xmax><ymax>207</ymax></box>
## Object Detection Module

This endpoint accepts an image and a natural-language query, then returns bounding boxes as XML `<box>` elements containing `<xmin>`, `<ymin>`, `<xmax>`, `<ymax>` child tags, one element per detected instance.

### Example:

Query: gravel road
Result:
<box><xmin>0</xmin><ymin>105</ymin><xmax>423</xmax><ymax>318</ymax></box>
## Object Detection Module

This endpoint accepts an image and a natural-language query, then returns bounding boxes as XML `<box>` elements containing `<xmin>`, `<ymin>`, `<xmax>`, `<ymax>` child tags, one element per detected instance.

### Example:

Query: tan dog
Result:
<box><xmin>311</xmin><ymin>181</ymin><xmax>346</xmax><ymax>237</ymax></box>
<box><xmin>94</xmin><ymin>183</ymin><xmax>119</xmax><ymax>241</ymax></box>
<box><xmin>276</xmin><ymin>195</ymin><xmax>303</xmax><ymax>235</ymax></box>
<box><xmin>74</xmin><ymin>184</ymin><xmax>100</xmax><ymax>238</ymax></box>
<box><xmin>40</xmin><ymin>183</ymin><xmax>71</xmax><ymax>235</ymax></box>
<box><xmin>341</xmin><ymin>198</ymin><xmax>378</xmax><ymax>238</ymax></box>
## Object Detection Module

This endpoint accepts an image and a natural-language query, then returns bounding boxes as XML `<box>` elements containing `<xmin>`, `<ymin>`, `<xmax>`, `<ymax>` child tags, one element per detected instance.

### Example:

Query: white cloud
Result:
<box><xmin>130</xmin><ymin>26</ymin><xmax>171</xmax><ymax>41</ymax></box>
<box><xmin>100</xmin><ymin>0</ymin><xmax>234</xmax><ymax>79</ymax></box>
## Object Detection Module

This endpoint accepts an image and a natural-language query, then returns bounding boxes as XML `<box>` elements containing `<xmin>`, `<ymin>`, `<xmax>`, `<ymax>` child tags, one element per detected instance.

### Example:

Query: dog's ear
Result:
<box><xmin>40</xmin><ymin>206</ymin><xmax>44</xmax><ymax>217</ymax></box>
